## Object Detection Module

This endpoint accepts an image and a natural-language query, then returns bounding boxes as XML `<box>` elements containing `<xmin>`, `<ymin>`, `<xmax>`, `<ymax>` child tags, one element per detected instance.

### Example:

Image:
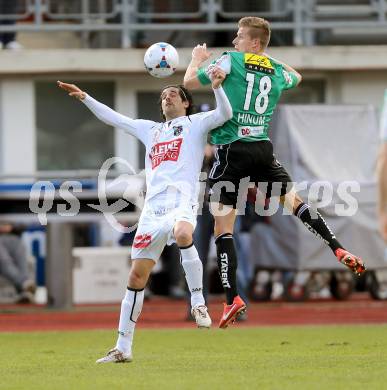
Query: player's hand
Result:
<box><xmin>211</xmin><ymin>67</ymin><xmax>226</xmax><ymax>89</ymax></box>
<box><xmin>191</xmin><ymin>43</ymin><xmax>212</xmax><ymax>64</ymax></box>
<box><xmin>57</xmin><ymin>80</ymin><xmax>86</xmax><ymax>100</ymax></box>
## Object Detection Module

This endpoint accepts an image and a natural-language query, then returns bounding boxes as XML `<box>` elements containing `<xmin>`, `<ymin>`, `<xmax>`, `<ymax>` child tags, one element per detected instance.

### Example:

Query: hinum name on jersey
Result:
<box><xmin>237</xmin><ymin>112</ymin><xmax>265</xmax><ymax>125</ymax></box>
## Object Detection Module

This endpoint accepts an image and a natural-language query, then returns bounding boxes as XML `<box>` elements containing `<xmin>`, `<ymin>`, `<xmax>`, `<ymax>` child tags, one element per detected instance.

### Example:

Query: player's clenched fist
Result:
<box><xmin>211</xmin><ymin>67</ymin><xmax>226</xmax><ymax>89</ymax></box>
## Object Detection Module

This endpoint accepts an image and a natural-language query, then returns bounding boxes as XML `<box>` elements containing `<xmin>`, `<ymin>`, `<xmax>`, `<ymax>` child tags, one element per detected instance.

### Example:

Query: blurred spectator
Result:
<box><xmin>0</xmin><ymin>224</ymin><xmax>36</xmax><ymax>303</ymax></box>
<box><xmin>378</xmin><ymin>90</ymin><xmax>387</xmax><ymax>243</ymax></box>
<box><xmin>0</xmin><ymin>1</ymin><xmax>23</xmax><ymax>50</ymax></box>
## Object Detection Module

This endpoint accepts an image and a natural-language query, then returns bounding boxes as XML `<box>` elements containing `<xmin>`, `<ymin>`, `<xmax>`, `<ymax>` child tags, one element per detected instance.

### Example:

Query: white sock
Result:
<box><xmin>116</xmin><ymin>288</ymin><xmax>144</xmax><ymax>354</ymax></box>
<box><xmin>180</xmin><ymin>244</ymin><xmax>205</xmax><ymax>308</ymax></box>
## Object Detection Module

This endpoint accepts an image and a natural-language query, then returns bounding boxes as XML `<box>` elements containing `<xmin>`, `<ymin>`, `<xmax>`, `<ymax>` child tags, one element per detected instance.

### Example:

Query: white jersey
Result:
<box><xmin>82</xmin><ymin>87</ymin><xmax>232</xmax><ymax>205</ymax></box>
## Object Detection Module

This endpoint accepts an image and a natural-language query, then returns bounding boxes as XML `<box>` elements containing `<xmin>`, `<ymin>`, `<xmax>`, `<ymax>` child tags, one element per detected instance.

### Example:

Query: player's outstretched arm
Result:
<box><xmin>57</xmin><ymin>80</ymin><xmax>152</xmax><ymax>145</ymax></box>
<box><xmin>57</xmin><ymin>80</ymin><xmax>130</xmax><ymax>129</ymax></box>
<box><xmin>184</xmin><ymin>43</ymin><xmax>212</xmax><ymax>90</ymax></box>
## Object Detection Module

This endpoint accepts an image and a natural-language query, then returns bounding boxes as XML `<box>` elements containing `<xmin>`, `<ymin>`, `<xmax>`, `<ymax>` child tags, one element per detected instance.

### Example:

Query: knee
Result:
<box><xmin>128</xmin><ymin>269</ymin><xmax>148</xmax><ymax>290</ymax></box>
<box><xmin>213</xmin><ymin>208</ymin><xmax>235</xmax><ymax>237</ymax></box>
<box><xmin>214</xmin><ymin>220</ymin><xmax>233</xmax><ymax>238</ymax></box>
<box><xmin>283</xmin><ymin>190</ymin><xmax>303</xmax><ymax>213</ymax></box>
<box><xmin>214</xmin><ymin>222</ymin><xmax>223</xmax><ymax>237</ymax></box>
<box><xmin>174</xmin><ymin>226</ymin><xmax>193</xmax><ymax>247</ymax></box>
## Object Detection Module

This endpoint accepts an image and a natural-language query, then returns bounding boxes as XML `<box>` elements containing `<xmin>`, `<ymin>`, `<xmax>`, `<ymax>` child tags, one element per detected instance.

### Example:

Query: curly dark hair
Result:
<box><xmin>159</xmin><ymin>85</ymin><xmax>194</xmax><ymax>120</ymax></box>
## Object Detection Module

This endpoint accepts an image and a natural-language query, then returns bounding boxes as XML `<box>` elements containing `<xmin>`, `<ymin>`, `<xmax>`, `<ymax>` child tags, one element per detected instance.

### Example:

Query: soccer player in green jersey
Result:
<box><xmin>184</xmin><ymin>16</ymin><xmax>366</xmax><ymax>329</ymax></box>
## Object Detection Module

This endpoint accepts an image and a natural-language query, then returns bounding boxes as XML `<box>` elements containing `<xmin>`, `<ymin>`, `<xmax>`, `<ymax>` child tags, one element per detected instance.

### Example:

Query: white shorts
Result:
<box><xmin>131</xmin><ymin>192</ymin><xmax>197</xmax><ymax>262</ymax></box>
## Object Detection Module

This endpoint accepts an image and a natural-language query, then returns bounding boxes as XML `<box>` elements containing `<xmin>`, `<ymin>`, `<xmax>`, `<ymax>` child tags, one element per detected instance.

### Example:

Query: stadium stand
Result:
<box><xmin>1</xmin><ymin>0</ymin><xmax>387</xmax><ymax>48</ymax></box>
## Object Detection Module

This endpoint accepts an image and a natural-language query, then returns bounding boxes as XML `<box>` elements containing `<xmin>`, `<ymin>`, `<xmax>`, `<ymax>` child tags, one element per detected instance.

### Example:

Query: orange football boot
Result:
<box><xmin>335</xmin><ymin>248</ymin><xmax>366</xmax><ymax>276</ymax></box>
<box><xmin>219</xmin><ymin>295</ymin><xmax>247</xmax><ymax>329</ymax></box>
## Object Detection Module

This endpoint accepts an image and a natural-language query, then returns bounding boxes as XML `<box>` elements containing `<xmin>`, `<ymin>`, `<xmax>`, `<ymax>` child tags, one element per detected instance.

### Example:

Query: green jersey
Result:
<box><xmin>197</xmin><ymin>51</ymin><xmax>299</xmax><ymax>145</ymax></box>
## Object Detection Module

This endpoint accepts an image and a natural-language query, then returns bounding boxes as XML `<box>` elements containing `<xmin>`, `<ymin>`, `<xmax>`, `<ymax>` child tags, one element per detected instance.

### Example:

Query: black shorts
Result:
<box><xmin>208</xmin><ymin>140</ymin><xmax>293</xmax><ymax>208</ymax></box>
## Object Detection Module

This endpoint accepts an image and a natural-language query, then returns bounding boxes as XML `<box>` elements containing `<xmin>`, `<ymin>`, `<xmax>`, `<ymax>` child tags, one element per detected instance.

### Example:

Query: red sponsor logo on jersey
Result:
<box><xmin>149</xmin><ymin>138</ymin><xmax>183</xmax><ymax>169</ymax></box>
<box><xmin>241</xmin><ymin>127</ymin><xmax>251</xmax><ymax>136</ymax></box>
<box><xmin>133</xmin><ymin>234</ymin><xmax>152</xmax><ymax>249</ymax></box>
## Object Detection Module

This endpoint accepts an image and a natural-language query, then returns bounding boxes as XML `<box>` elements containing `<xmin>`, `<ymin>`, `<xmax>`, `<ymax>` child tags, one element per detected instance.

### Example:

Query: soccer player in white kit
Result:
<box><xmin>57</xmin><ymin>68</ymin><xmax>232</xmax><ymax>363</ymax></box>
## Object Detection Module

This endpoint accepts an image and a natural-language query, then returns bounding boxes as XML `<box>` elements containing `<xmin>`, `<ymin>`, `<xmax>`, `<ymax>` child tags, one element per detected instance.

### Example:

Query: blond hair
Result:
<box><xmin>238</xmin><ymin>17</ymin><xmax>271</xmax><ymax>50</ymax></box>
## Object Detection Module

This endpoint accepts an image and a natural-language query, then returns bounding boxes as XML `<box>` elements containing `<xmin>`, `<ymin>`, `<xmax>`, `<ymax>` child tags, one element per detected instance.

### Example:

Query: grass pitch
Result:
<box><xmin>1</xmin><ymin>325</ymin><xmax>386</xmax><ymax>390</ymax></box>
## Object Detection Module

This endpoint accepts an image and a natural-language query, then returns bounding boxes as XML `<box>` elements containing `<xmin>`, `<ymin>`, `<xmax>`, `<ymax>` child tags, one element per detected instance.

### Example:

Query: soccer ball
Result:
<box><xmin>144</xmin><ymin>42</ymin><xmax>179</xmax><ymax>78</ymax></box>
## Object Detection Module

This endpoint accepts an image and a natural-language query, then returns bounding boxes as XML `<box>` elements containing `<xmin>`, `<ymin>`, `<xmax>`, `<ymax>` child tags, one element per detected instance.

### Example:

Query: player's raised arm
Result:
<box><xmin>57</xmin><ymin>81</ymin><xmax>152</xmax><ymax>145</ymax></box>
<box><xmin>192</xmin><ymin>67</ymin><xmax>232</xmax><ymax>133</ymax></box>
<box><xmin>183</xmin><ymin>43</ymin><xmax>212</xmax><ymax>90</ymax></box>
<box><xmin>209</xmin><ymin>68</ymin><xmax>233</xmax><ymax>128</ymax></box>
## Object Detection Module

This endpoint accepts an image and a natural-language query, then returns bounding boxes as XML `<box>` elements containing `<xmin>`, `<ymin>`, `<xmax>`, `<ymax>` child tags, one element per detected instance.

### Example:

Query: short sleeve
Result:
<box><xmin>197</xmin><ymin>52</ymin><xmax>231</xmax><ymax>86</ymax></box>
<box><xmin>197</xmin><ymin>67</ymin><xmax>211</xmax><ymax>85</ymax></box>
<box><xmin>282</xmin><ymin>68</ymin><xmax>299</xmax><ymax>90</ymax></box>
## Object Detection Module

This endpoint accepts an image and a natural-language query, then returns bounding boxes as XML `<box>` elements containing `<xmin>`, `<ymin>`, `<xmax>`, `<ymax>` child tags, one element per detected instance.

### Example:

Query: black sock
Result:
<box><xmin>215</xmin><ymin>233</ymin><xmax>238</xmax><ymax>305</ymax></box>
<box><xmin>295</xmin><ymin>203</ymin><xmax>342</xmax><ymax>253</ymax></box>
